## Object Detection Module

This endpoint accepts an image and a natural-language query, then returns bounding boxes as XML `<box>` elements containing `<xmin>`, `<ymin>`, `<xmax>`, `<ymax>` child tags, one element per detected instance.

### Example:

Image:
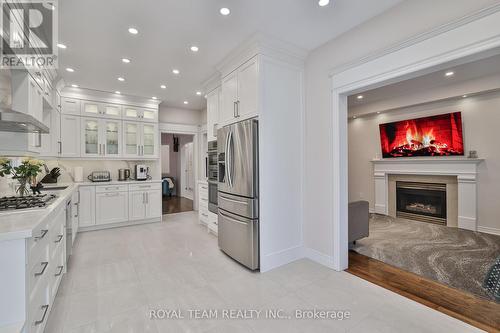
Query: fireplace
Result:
<box><xmin>396</xmin><ymin>181</ymin><xmax>447</xmax><ymax>225</ymax></box>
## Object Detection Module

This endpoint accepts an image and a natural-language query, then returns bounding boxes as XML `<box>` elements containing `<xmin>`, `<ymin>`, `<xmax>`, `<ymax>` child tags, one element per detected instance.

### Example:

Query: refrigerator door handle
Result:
<box><xmin>224</xmin><ymin>131</ymin><xmax>230</xmax><ymax>186</ymax></box>
<box><xmin>228</xmin><ymin>130</ymin><xmax>233</xmax><ymax>188</ymax></box>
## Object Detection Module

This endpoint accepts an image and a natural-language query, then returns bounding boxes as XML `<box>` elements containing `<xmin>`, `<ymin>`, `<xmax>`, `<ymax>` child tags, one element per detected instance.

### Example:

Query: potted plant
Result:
<box><xmin>0</xmin><ymin>157</ymin><xmax>44</xmax><ymax>196</ymax></box>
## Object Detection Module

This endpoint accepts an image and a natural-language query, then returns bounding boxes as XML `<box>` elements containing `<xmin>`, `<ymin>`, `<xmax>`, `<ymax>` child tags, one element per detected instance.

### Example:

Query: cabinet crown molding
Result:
<box><xmin>215</xmin><ymin>32</ymin><xmax>308</xmax><ymax>79</ymax></box>
<box><xmin>61</xmin><ymin>87</ymin><xmax>160</xmax><ymax>110</ymax></box>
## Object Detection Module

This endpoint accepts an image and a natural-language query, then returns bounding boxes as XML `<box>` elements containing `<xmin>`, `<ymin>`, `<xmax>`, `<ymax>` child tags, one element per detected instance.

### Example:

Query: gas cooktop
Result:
<box><xmin>0</xmin><ymin>194</ymin><xmax>57</xmax><ymax>212</ymax></box>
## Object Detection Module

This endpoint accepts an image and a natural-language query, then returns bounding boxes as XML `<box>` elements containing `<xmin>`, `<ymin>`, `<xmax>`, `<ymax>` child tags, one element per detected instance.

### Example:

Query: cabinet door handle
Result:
<box><xmin>34</xmin><ymin>304</ymin><xmax>49</xmax><ymax>325</ymax></box>
<box><xmin>58</xmin><ymin>141</ymin><xmax>62</xmax><ymax>154</ymax></box>
<box><xmin>237</xmin><ymin>101</ymin><xmax>240</xmax><ymax>117</ymax></box>
<box><xmin>34</xmin><ymin>229</ymin><xmax>48</xmax><ymax>241</ymax></box>
<box><xmin>35</xmin><ymin>261</ymin><xmax>49</xmax><ymax>276</ymax></box>
<box><xmin>74</xmin><ymin>202</ymin><xmax>79</xmax><ymax>217</ymax></box>
<box><xmin>55</xmin><ymin>265</ymin><xmax>64</xmax><ymax>277</ymax></box>
<box><xmin>142</xmin><ymin>192</ymin><xmax>145</xmax><ymax>204</ymax></box>
<box><xmin>233</xmin><ymin>101</ymin><xmax>237</xmax><ymax>118</ymax></box>
<box><xmin>54</xmin><ymin>234</ymin><xmax>63</xmax><ymax>243</ymax></box>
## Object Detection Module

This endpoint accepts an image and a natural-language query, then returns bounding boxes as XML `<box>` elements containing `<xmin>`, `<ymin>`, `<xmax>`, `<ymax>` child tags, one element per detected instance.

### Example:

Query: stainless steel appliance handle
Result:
<box><xmin>219</xmin><ymin>210</ymin><xmax>248</xmax><ymax>226</ymax></box>
<box><xmin>228</xmin><ymin>130</ymin><xmax>233</xmax><ymax>188</ymax></box>
<box><xmin>219</xmin><ymin>194</ymin><xmax>248</xmax><ymax>205</ymax></box>
<box><xmin>224</xmin><ymin>131</ymin><xmax>230</xmax><ymax>186</ymax></box>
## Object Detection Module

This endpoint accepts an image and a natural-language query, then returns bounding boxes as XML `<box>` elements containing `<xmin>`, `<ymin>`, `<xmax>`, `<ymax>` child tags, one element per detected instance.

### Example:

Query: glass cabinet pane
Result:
<box><xmin>84</xmin><ymin>119</ymin><xmax>99</xmax><ymax>154</ymax></box>
<box><xmin>143</xmin><ymin>110</ymin><xmax>155</xmax><ymax>121</ymax></box>
<box><xmin>125</xmin><ymin>108</ymin><xmax>138</xmax><ymax>119</ymax></box>
<box><xmin>84</xmin><ymin>103</ymin><xmax>99</xmax><ymax>114</ymax></box>
<box><xmin>142</xmin><ymin>124</ymin><xmax>155</xmax><ymax>155</ymax></box>
<box><xmin>105</xmin><ymin>121</ymin><xmax>119</xmax><ymax>155</ymax></box>
<box><xmin>104</xmin><ymin>105</ymin><xmax>120</xmax><ymax>117</ymax></box>
<box><xmin>125</xmin><ymin>123</ymin><xmax>138</xmax><ymax>155</ymax></box>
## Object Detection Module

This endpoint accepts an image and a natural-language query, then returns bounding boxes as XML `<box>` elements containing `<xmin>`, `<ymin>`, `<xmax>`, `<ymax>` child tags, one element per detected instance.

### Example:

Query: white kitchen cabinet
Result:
<box><xmin>128</xmin><ymin>191</ymin><xmax>146</xmax><ymax>221</ymax></box>
<box><xmin>206</xmin><ymin>87</ymin><xmax>220</xmax><ymax>141</ymax></box>
<box><xmin>129</xmin><ymin>183</ymin><xmax>162</xmax><ymax>221</ymax></box>
<box><xmin>122</xmin><ymin>121</ymin><xmax>158</xmax><ymax>159</ymax></box>
<box><xmin>96</xmin><ymin>191</ymin><xmax>128</xmax><ymax>225</ymax></box>
<box><xmin>237</xmin><ymin>57</ymin><xmax>259</xmax><ymax>119</ymax></box>
<box><xmin>220</xmin><ymin>56</ymin><xmax>259</xmax><ymax>125</ymax></box>
<box><xmin>61</xmin><ymin>97</ymin><xmax>81</xmax><ymax>115</ymax></box>
<box><xmin>123</xmin><ymin>106</ymin><xmax>158</xmax><ymax>122</ymax></box>
<box><xmin>145</xmin><ymin>190</ymin><xmax>162</xmax><ymax>219</ymax></box>
<box><xmin>60</xmin><ymin>114</ymin><xmax>81</xmax><ymax>157</ymax></box>
<box><xmin>81</xmin><ymin>117</ymin><xmax>122</xmax><ymax>158</ymax></box>
<box><xmin>78</xmin><ymin>186</ymin><xmax>96</xmax><ymax>227</ymax></box>
<box><xmin>220</xmin><ymin>71</ymin><xmax>238</xmax><ymax>124</ymax></box>
<box><xmin>82</xmin><ymin>100</ymin><xmax>122</xmax><ymax>119</ymax></box>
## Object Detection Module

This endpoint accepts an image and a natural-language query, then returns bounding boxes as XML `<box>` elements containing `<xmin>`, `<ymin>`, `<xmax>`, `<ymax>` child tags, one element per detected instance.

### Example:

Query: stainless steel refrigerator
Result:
<box><xmin>217</xmin><ymin>119</ymin><xmax>259</xmax><ymax>270</ymax></box>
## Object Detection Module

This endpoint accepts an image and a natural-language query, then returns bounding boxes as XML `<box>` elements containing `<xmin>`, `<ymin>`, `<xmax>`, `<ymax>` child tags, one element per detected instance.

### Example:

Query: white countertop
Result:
<box><xmin>0</xmin><ymin>179</ymin><xmax>162</xmax><ymax>242</ymax></box>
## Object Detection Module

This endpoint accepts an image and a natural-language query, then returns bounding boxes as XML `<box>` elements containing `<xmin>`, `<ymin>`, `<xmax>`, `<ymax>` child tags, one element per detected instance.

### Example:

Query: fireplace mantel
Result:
<box><xmin>371</xmin><ymin>158</ymin><xmax>483</xmax><ymax>231</ymax></box>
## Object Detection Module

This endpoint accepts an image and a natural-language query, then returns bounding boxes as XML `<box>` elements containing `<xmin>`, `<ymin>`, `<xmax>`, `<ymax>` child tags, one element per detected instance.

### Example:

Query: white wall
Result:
<box><xmin>159</xmin><ymin>106</ymin><xmax>204</xmax><ymax>125</ymax></box>
<box><xmin>303</xmin><ymin>0</ymin><xmax>500</xmax><ymax>259</ymax></box>
<box><xmin>349</xmin><ymin>91</ymin><xmax>500</xmax><ymax>233</ymax></box>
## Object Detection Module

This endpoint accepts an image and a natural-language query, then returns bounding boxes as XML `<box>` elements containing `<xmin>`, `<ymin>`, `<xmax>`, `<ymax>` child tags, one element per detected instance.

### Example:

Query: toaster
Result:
<box><xmin>87</xmin><ymin>171</ymin><xmax>111</xmax><ymax>182</ymax></box>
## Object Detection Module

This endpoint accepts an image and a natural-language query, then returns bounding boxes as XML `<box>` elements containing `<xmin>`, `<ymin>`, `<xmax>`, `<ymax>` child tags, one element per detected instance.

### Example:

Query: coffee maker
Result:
<box><xmin>135</xmin><ymin>164</ymin><xmax>149</xmax><ymax>180</ymax></box>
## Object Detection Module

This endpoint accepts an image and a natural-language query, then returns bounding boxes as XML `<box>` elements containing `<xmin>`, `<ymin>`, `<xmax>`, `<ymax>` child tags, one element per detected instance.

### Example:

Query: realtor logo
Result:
<box><xmin>0</xmin><ymin>0</ymin><xmax>58</xmax><ymax>68</ymax></box>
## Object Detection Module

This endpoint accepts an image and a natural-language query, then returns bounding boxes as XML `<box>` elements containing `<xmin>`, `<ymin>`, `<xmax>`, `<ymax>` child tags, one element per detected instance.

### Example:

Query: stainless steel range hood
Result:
<box><xmin>0</xmin><ymin>69</ymin><xmax>49</xmax><ymax>133</ymax></box>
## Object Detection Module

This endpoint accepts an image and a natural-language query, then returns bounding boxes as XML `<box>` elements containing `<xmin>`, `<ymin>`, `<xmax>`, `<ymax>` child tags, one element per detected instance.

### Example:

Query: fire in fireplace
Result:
<box><xmin>379</xmin><ymin>112</ymin><xmax>464</xmax><ymax>158</ymax></box>
<box><xmin>396</xmin><ymin>181</ymin><xmax>447</xmax><ymax>225</ymax></box>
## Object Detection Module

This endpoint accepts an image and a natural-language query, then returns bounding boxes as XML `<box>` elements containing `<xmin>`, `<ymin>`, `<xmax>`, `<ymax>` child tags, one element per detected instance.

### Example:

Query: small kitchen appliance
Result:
<box><xmin>135</xmin><ymin>165</ymin><xmax>149</xmax><ymax>180</ymax></box>
<box><xmin>118</xmin><ymin>169</ymin><xmax>131</xmax><ymax>181</ymax></box>
<box><xmin>87</xmin><ymin>171</ymin><xmax>111</xmax><ymax>182</ymax></box>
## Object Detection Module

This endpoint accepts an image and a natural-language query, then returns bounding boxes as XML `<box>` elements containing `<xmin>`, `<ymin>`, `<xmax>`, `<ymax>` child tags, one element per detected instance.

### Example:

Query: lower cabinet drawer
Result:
<box><xmin>199</xmin><ymin>206</ymin><xmax>209</xmax><ymax>223</ymax></box>
<box><xmin>28</xmin><ymin>243</ymin><xmax>50</xmax><ymax>301</ymax></box>
<box><xmin>96</xmin><ymin>184</ymin><xmax>128</xmax><ymax>193</ymax></box>
<box><xmin>129</xmin><ymin>182</ymin><xmax>162</xmax><ymax>192</ymax></box>
<box><xmin>28</xmin><ymin>280</ymin><xmax>50</xmax><ymax>333</ymax></box>
<box><xmin>50</xmin><ymin>244</ymin><xmax>65</xmax><ymax>300</ymax></box>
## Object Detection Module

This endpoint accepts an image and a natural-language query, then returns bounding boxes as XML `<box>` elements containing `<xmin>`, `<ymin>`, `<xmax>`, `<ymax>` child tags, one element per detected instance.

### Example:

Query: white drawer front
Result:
<box><xmin>28</xmin><ymin>243</ymin><xmax>50</xmax><ymax>301</ymax></box>
<box><xmin>129</xmin><ymin>183</ymin><xmax>162</xmax><ymax>191</ymax></box>
<box><xmin>96</xmin><ymin>184</ymin><xmax>128</xmax><ymax>193</ymax></box>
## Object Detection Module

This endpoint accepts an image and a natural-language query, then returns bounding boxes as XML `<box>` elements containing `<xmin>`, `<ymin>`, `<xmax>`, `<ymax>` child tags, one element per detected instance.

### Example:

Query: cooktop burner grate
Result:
<box><xmin>0</xmin><ymin>194</ymin><xmax>57</xmax><ymax>211</ymax></box>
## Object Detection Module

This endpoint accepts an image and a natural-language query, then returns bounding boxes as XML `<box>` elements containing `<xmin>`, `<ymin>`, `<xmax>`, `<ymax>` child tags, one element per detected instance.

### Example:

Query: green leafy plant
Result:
<box><xmin>0</xmin><ymin>157</ymin><xmax>44</xmax><ymax>196</ymax></box>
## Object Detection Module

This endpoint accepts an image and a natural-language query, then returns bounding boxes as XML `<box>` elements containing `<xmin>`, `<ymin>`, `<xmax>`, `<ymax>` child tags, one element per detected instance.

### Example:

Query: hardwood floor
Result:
<box><xmin>347</xmin><ymin>251</ymin><xmax>500</xmax><ymax>332</ymax></box>
<box><xmin>162</xmin><ymin>196</ymin><xmax>193</xmax><ymax>215</ymax></box>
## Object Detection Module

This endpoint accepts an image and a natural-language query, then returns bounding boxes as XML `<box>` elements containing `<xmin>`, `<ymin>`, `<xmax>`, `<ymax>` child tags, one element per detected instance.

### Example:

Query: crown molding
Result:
<box><xmin>329</xmin><ymin>3</ymin><xmax>500</xmax><ymax>77</ymax></box>
<box><xmin>61</xmin><ymin>87</ymin><xmax>161</xmax><ymax>109</ymax></box>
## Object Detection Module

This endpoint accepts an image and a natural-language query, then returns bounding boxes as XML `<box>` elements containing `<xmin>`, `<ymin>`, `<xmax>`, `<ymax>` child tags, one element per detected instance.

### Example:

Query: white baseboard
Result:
<box><xmin>303</xmin><ymin>247</ymin><xmax>336</xmax><ymax>270</ymax></box>
<box><xmin>260</xmin><ymin>245</ymin><xmax>303</xmax><ymax>273</ymax></box>
<box><xmin>477</xmin><ymin>226</ymin><xmax>500</xmax><ymax>236</ymax></box>
<box><xmin>458</xmin><ymin>216</ymin><xmax>477</xmax><ymax>231</ymax></box>
<box><xmin>79</xmin><ymin>217</ymin><xmax>162</xmax><ymax>232</ymax></box>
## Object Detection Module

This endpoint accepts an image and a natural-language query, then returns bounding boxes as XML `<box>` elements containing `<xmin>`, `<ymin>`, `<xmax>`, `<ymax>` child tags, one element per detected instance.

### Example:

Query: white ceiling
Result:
<box><xmin>348</xmin><ymin>52</ymin><xmax>500</xmax><ymax>108</ymax></box>
<box><xmin>58</xmin><ymin>0</ymin><xmax>403</xmax><ymax>110</ymax></box>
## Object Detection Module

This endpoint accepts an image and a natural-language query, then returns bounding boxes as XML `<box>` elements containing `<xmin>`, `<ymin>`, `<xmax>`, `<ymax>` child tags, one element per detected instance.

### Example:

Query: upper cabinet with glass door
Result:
<box><xmin>81</xmin><ymin>100</ymin><xmax>122</xmax><ymax>119</ymax></box>
<box><xmin>123</xmin><ymin>106</ymin><xmax>158</xmax><ymax>123</ymax></box>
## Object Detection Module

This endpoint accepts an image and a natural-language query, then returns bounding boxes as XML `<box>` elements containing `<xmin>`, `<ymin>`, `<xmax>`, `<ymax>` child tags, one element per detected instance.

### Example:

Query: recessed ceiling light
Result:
<box><xmin>445</xmin><ymin>71</ymin><xmax>454</xmax><ymax>77</ymax></box>
<box><xmin>172</xmin><ymin>69</ymin><xmax>180</xmax><ymax>75</ymax></box>
<box><xmin>115</xmin><ymin>91</ymin><xmax>121</xmax><ymax>94</ymax></box>
<box><xmin>377</xmin><ymin>111</ymin><xmax>381</xmax><ymax>114</ymax></box>
<box><xmin>220</xmin><ymin>7</ymin><xmax>230</xmax><ymax>16</ymax></box>
<box><xmin>152</xmin><ymin>97</ymin><xmax>158</xmax><ymax>100</ymax></box>
<box><xmin>190</xmin><ymin>46</ymin><xmax>199</xmax><ymax>52</ymax></box>
<box><xmin>122</xmin><ymin>58</ymin><xmax>131</xmax><ymax>63</ymax></box>
<box><xmin>128</xmin><ymin>27</ymin><xmax>138</xmax><ymax>34</ymax></box>
<box><xmin>183</xmin><ymin>101</ymin><xmax>189</xmax><ymax>105</ymax></box>
<box><xmin>117</xmin><ymin>77</ymin><xmax>125</xmax><ymax>82</ymax></box>
<box><xmin>353</xmin><ymin>116</ymin><xmax>357</xmax><ymax>119</ymax></box>
<box><xmin>357</xmin><ymin>95</ymin><xmax>364</xmax><ymax>100</ymax></box>
<box><xmin>57</xmin><ymin>43</ymin><xmax>67</xmax><ymax>49</ymax></box>
<box><xmin>71</xmin><ymin>84</ymin><xmax>78</xmax><ymax>88</ymax></box>
<box><xmin>160</xmin><ymin>84</ymin><xmax>167</xmax><ymax>89</ymax></box>
<box><xmin>462</xmin><ymin>94</ymin><xmax>468</xmax><ymax>98</ymax></box>
<box><xmin>66</xmin><ymin>67</ymin><xmax>74</xmax><ymax>72</ymax></box>
<box><xmin>318</xmin><ymin>0</ymin><xmax>330</xmax><ymax>6</ymax></box>
<box><xmin>196</xmin><ymin>91</ymin><xmax>202</xmax><ymax>96</ymax></box>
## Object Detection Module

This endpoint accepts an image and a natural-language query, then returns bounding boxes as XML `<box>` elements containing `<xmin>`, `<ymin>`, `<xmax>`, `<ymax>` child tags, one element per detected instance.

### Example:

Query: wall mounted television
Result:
<box><xmin>379</xmin><ymin>112</ymin><xmax>464</xmax><ymax>158</ymax></box>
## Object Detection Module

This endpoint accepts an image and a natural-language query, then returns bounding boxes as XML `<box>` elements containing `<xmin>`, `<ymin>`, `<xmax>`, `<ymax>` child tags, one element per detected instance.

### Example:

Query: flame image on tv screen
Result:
<box><xmin>379</xmin><ymin>112</ymin><xmax>464</xmax><ymax>158</ymax></box>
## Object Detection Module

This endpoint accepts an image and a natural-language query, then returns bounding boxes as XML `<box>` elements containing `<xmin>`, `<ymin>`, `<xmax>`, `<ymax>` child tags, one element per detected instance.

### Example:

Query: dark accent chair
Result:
<box><xmin>349</xmin><ymin>201</ymin><xmax>369</xmax><ymax>243</ymax></box>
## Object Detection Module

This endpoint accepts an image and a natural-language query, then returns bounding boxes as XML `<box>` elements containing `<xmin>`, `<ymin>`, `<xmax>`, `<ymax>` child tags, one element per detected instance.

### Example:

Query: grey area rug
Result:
<box><xmin>353</xmin><ymin>215</ymin><xmax>500</xmax><ymax>303</ymax></box>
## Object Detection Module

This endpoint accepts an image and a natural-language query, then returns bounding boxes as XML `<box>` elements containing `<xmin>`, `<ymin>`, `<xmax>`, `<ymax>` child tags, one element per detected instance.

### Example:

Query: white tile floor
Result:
<box><xmin>45</xmin><ymin>212</ymin><xmax>483</xmax><ymax>333</ymax></box>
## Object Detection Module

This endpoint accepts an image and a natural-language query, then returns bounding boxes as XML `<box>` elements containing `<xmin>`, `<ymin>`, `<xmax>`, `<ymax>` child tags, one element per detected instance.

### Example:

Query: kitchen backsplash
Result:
<box><xmin>0</xmin><ymin>158</ymin><xmax>160</xmax><ymax>195</ymax></box>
